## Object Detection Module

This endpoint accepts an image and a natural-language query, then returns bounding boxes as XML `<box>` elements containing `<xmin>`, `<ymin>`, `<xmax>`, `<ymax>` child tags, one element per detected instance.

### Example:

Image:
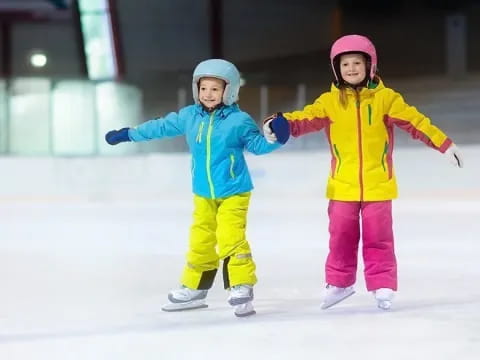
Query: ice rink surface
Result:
<box><xmin>1</xmin><ymin>146</ymin><xmax>479</xmax><ymax>359</ymax></box>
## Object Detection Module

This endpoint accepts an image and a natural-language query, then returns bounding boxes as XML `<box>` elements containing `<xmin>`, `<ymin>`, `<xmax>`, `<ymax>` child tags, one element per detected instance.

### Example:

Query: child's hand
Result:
<box><xmin>444</xmin><ymin>144</ymin><xmax>464</xmax><ymax>168</ymax></box>
<box><xmin>270</xmin><ymin>113</ymin><xmax>290</xmax><ymax>144</ymax></box>
<box><xmin>262</xmin><ymin>113</ymin><xmax>290</xmax><ymax>145</ymax></box>
<box><xmin>262</xmin><ymin>117</ymin><xmax>277</xmax><ymax>144</ymax></box>
<box><xmin>105</xmin><ymin>128</ymin><xmax>131</xmax><ymax>145</ymax></box>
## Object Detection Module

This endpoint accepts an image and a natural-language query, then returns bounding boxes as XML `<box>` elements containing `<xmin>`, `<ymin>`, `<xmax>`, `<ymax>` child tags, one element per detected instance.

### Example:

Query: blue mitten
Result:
<box><xmin>105</xmin><ymin>127</ymin><xmax>131</xmax><ymax>145</ymax></box>
<box><xmin>270</xmin><ymin>113</ymin><xmax>290</xmax><ymax>144</ymax></box>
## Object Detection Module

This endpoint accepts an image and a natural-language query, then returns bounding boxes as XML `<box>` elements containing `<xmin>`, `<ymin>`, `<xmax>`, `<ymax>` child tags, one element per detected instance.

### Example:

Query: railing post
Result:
<box><xmin>446</xmin><ymin>14</ymin><xmax>467</xmax><ymax>79</ymax></box>
<box><xmin>296</xmin><ymin>83</ymin><xmax>306</xmax><ymax>109</ymax></box>
<box><xmin>177</xmin><ymin>87</ymin><xmax>187</xmax><ymax>109</ymax></box>
<box><xmin>260</xmin><ymin>85</ymin><xmax>268</xmax><ymax>120</ymax></box>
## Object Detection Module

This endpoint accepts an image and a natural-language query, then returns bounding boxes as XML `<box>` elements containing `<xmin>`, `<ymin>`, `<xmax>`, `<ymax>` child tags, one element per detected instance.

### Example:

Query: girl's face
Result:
<box><xmin>339</xmin><ymin>53</ymin><xmax>367</xmax><ymax>85</ymax></box>
<box><xmin>198</xmin><ymin>77</ymin><xmax>225</xmax><ymax>109</ymax></box>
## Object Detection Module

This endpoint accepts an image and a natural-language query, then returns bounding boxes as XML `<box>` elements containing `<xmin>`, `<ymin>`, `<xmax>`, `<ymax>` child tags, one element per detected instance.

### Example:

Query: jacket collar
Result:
<box><xmin>330</xmin><ymin>78</ymin><xmax>385</xmax><ymax>98</ymax></box>
<box><xmin>194</xmin><ymin>103</ymin><xmax>239</xmax><ymax>118</ymax></box>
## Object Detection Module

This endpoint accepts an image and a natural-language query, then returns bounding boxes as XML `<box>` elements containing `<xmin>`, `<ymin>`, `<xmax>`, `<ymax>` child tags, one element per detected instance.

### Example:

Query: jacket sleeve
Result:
<box><xmin>242</xmin><ymin>116</ymin><xmax>281</xmax><ymax>155</ymax></box>
<box><xmin>283</xmin><ymin>95</ymin><xmax>331</xmax><ymax>137</ymax></box>
<box><xmin>128</xmin><ymin>109</ymin><xmax>187</xmax><ymax>142</ymax></box>
<box><xmin>385</xmin><ymin>91</ymin><xmax>452</xmax><ymax>153</ymax></box>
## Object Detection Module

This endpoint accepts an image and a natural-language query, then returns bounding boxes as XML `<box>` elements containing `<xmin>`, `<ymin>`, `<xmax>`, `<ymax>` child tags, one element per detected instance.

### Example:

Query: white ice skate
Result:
<box><xmin>234</xmin><ymin>301</ymin><xmax>256</xmax><ymax>317</ymax></box>
<box><xmin>228</xmin><ymin>285</ymin><xmax>256</xmax><ymax>317</ymax></box>
<box><xmin>373</xmin><ymin>288</ymin><xmax>394</xmax><ymax>310</ymax></box>
<box><xmin>228</xmin><ymin>285</ymin><xmax>254</xmax><ymax>306</ymax></box>
<box><xmin>321</xmin><ymin>284</ymin><xmax>355</xmax><ymax>309</ymax></box>
<box><xmin>161</xmin><ymin>286</ymin><xmax>208</xmax><ymax>312</ymax></box>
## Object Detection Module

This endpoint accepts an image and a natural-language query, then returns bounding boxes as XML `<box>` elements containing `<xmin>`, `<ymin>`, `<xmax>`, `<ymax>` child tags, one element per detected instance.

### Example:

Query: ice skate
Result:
<box><xmin>234</xmin><ymin>301</ymin><xmax>256</xmax><ymax>317</ymax></box>
<box><xmin>161</xmin><ymin>286</ymin><xmax>208</xmax><ymax>312</ymax></box>
<box><xmin>228</xmin><ymin>284</ymin><xmax>254</xmax><ymax>306</ymax></box>
<box><xmin>228</xmin><ymin>285</ymin><xmax>256</xmax><ymax>317</ymax></box>
<box><xmin>373</xmin><ymin>288</ymin><xmax>394</xmax><ymax>310</ymax></box>
<box><xmin>321</xmin><ymin>284</ymin><xmax>355</xmax><ymax>309</ymax></box>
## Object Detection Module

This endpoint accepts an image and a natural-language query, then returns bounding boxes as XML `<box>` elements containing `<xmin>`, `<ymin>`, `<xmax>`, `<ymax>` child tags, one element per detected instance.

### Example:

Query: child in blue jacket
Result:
<box><xmin>106</xmin><ymin>59</ymin><xmax>289</xmax><ymax>317</ymax></box>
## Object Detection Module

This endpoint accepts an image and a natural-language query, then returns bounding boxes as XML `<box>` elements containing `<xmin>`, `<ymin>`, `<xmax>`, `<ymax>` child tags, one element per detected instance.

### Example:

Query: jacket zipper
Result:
<box><xmin>206</xmin><ymin>111</ymin><xmax>216</xmax><ymax>198</ymax></box>
<box><xmin>356</xmin><ymin>92</ymin><xmax>364</xmax><ymax>201</ymax></box>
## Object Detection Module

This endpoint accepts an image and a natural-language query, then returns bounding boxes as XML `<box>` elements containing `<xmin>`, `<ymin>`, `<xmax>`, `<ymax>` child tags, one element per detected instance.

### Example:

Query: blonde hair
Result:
<box><xmin>336</xmin><ymin>76</ymin><xmax>380</xmax><ymax>109</ymax></box>
<box><xmin>339</xmin><ymin>87</ymin><xmax>349</xmax><ymax>108</ymax></box>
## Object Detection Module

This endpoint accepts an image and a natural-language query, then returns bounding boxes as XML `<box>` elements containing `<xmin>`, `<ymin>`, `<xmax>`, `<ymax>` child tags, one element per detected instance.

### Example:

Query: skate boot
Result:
<box><xmin>321</xmin><ymin>284</ymin><xmax>355</xmax><ymax>309</ymax></box>
<box><xmin>373</xmin><ymin>288</ymin><xmax>394</xmax><ymax>310</ymax></box>
<box><xmin>228</xmin><ymin>285</ymin><xmax>256</xmax><ymax>317</ymax></box>
<box><xmin>161</xmin><ymin>286</ymin><xmax>208</xmax><ymax>312</ymax></box>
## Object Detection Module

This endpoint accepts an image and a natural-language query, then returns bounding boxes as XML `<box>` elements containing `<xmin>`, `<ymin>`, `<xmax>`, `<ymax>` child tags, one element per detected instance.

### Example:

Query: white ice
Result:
<box><xmin>0</xmin><ymin>145</ymin><xmax>479</xmax><ymax>360</ymax></box>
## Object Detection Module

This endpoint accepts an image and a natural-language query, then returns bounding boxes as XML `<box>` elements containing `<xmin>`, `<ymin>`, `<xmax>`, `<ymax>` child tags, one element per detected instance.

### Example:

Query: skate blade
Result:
<box><xmin>321</xmin><ymin>290</ymin><xmax>355</xmax><ymax>310</ymax></box>
<box><xmin>233</xmin><ymin>302</ymin><xmax>256</xmax><ymax>317</ymax></box>
<box><xmin>377</xmin><ymin>300</ymin><xmax>392</xmax><ymax>310</ymax></box>
<box><xmin>228</xmin><ymin>296</ymin><xmax>253</xmax><ymax>306</ymax></box>
<box><xmin>235</xmin><ymin>309</ymin><xmax>256</xmax><ymax>317</ymax></box>
<box><xmin>162</xmin><ymin>300</ymin><xmax>208</xmax><ymax>312</ymax></box>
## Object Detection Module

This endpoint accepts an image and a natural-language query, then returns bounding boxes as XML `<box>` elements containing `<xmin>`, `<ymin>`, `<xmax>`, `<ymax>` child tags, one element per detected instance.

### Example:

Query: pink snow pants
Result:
<box><xmin>325</xmin><ymin>200</ymin><xmax>397</xmax><ymax>291</ymax></box>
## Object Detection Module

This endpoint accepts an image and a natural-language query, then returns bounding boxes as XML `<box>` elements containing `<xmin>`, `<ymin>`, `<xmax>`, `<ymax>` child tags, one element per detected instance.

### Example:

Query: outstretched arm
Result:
<box><xmin>386</xmin><ymin>91</ymin><xmax>463</xmax><ymax>167</ymax></box>
<box><xmin>128</xmin><ymin>111</ymin><xmax>186</xmax><ymax>142</ymax></box>
<box><xmin>386</xmin><ymin>92</ymin><xmax>451</xmax><ymax>151</ymax></box>
<box><xmin>281</xmin><ymin>96</ymin><xmax>331</xmax><ymax>137</ymax></box>
<box><xmin>242</xmin><ymin>116</ymin><xmax>283</xmax><ymax>155</ymax></box>
<box><xmin>105</xmin><ymin>110</ymin><xmax>186</xmax><ymax>145</ymax></box>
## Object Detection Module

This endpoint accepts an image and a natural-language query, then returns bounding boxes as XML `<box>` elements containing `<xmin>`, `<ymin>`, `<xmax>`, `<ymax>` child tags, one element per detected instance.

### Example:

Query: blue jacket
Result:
<box><xmin>128</xmin><ymin>104</ymin><xmax>281</xmax><ymax>199</ymax></box>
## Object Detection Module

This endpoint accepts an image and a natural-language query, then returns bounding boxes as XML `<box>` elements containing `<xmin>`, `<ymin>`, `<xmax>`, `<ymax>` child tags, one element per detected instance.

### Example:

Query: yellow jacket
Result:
<box><xmin>283</xmin><ymin>80</ymin><xmax>452</xmax><ymax>201</ymax></box>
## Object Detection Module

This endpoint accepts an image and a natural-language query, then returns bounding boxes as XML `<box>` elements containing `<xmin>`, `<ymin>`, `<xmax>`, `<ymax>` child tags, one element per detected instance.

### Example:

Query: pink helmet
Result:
<box><xmin>330</xmin><ymin>34</ymin><xmax>377</xmax><ymax>81</ymax></box>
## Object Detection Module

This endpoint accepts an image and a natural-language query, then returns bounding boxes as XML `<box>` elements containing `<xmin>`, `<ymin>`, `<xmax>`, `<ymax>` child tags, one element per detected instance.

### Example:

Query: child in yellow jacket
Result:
<box><xmin>263</xmin><ymin>34</ymin><xmax>463</xmax><ymax>310</ymax></box>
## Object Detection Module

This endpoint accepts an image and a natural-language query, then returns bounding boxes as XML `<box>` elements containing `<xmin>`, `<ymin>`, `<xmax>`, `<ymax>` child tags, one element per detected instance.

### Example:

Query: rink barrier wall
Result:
<box><xmin>0</xmin><ymin>146</ymin><xmax>478</xmax><ymax>202</ymax></box>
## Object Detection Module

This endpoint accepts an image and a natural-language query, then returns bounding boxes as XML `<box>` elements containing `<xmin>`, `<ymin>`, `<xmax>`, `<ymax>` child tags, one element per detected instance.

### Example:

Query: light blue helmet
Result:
<box><xmin>192</xmin><ymin>59</ymin><xmax>241</xmax><ymax>106</ymax></box>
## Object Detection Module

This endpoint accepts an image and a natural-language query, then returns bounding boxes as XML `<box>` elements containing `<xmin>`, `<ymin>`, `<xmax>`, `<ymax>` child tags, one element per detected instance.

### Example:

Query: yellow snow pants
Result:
<box><xmin>181</xmin><ymin>192</ymin><xmax>257</xmax><ymax>290</ymax></box>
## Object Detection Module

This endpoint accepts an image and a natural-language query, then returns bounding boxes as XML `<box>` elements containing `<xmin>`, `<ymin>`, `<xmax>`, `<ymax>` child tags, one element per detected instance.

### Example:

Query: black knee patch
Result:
<box><xmin>198</xmin><ymin>268</ymin><xmax>217</xmax><ymax>290</ymax></box>
<box><xmin>222</xmin><ymin>256</ymin><xmax>231</xmax><ymax>289</ymax></box>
